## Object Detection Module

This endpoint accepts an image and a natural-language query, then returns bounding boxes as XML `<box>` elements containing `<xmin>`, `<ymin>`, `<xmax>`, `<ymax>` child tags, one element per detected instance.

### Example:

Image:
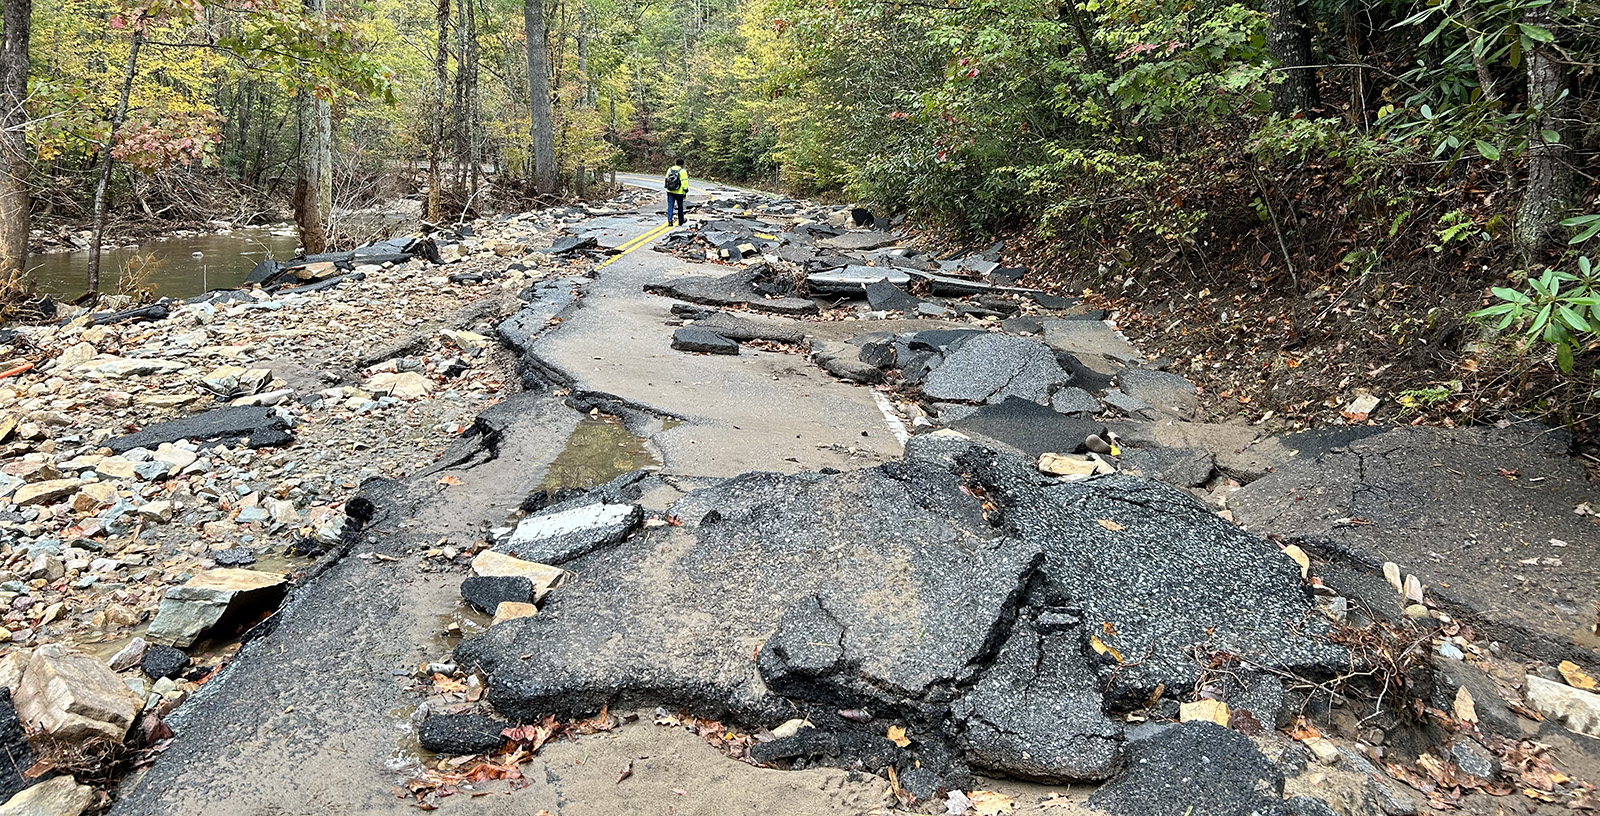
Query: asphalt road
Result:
<box><xmin>108</xmin><ymin>184</ymin><xmax>906</xmax><ymax>814</ymax></box>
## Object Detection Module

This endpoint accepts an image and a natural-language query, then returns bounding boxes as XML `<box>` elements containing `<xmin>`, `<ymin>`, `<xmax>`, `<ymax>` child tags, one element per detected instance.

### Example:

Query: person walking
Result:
<box><xmin>664</xmin><ymin>159</ymin><xmax>689</xmax><ymax>226</ymax></box>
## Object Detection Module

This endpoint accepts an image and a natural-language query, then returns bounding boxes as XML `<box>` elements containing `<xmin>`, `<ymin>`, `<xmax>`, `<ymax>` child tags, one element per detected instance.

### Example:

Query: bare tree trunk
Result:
<box><xmin>525</xmin><ymin>0</ymin><xmax>557</xmax><ymax>194</ymax></box>
<box><xmin>86</xmin><ymin>30</ymin><xmax>144</xmax><ymax>294</ymax></box>
<box><xmin>1515</xmin><ymin>2</ymin><xmax>1572</xmax><ymax>266</ymax></box>
<box><xmin>429</xmin><ymin>0</ymin><xmax>449</xmax><ymax>221</ymax></box>
<box><xmin>295</xmin><ymin>0</ymin><xmax>333</xmax><ymax>254</ymax></box>
<box><xmin>577</xmin><ymin>12</ymin><xmax>595</xmax><ymax>109</ymax></box>
<box><xmin>0</xmin><ymin>0</ymin><xmax>32</xmax><ymax>289</ymax></box>
<box><xmin>467</xmin><ymin>0</ymin><xmax>481</xmax><ymax>197</ymax></box>
<box><xmin>1265</xmin><ymin>0</ymin><xmax>1319</xmax><ymax>116</ymax></box>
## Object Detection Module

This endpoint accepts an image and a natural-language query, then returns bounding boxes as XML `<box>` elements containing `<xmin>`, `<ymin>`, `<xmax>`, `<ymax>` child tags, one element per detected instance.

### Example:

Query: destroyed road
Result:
<box><xmin>0</xmin><ymin>181</ymin><xmax>1595</xmax><ymax>816</ymax></box>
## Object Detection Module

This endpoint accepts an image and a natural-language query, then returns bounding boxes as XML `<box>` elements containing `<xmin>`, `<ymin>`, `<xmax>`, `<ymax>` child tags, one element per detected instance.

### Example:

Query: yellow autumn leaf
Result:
<box><xmin>1096</xmin><ymin>518</ymin><xmax>1125</xmax><ymax>531</ymax></box>
<box><xmin>969</xmin><ymin>791</ymin><xmax>1016</xmax><ymax>815</ymax></box>
<box><xmin>1559</xmin><ymin>660</ymin><xmax>1599</xmax><ymax>691</ymax></box>
<box><xmin>1453</xmin><ymin>685</ymin><xmax>1478</xmax><ymax>723</ymax></box>
<box><xmin>1179</xmin><ymin>699</ymin><xmax>1231</xmax><ymax>727</ymax></box>
<box><xmin>1089</xmin><ymin>634</ymin><xmax>1125</xmax><ymax>663</ymax></box>
<box><xmin>436</xmin><ymin>474</ymin><xmax>463</xmax><ymax>486</ymax></box>
<box><xmin>1283</xmin><ymin>544</ymin><xmax>1310</xmax><ymax>579</ymax></box>
<box><xmin>886</xmin><ymin>725</ymin><xmax>911</xmax><ymax>748</ymax></box>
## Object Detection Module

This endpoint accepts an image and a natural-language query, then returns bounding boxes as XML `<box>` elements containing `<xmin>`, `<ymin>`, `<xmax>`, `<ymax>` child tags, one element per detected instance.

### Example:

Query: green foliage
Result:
<box><xmin>1471</xmin><ymin>254</ymin><xmax>1600</xmax><ymax>372</ymax></box>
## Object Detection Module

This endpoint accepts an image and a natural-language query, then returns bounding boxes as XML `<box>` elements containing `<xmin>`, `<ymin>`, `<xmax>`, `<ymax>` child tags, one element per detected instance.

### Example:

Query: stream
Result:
<box><xmin>25</xmin><ymin>228</ymin><xmax>301</xmax><ymax>300</ymax></box>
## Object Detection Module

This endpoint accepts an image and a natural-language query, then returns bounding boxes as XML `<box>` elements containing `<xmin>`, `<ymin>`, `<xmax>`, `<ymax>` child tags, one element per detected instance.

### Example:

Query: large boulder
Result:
<box><xmin>146</xmin><ymin>569</ymin><xmax>288</xmax><ymax>648</ymax></box>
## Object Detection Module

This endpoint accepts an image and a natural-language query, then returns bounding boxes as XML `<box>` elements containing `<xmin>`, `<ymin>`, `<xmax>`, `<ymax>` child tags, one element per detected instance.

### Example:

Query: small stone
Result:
<box><xmin>1438</xmin><ymin>641</ymin><xmax>1464</xmax><ymax>661</ymax></box>
<box><xmin>70</xmin><ymin>482</ymin><xmax>119</xmax><ymax>513</ymax></box>
<box><xmin>106</xmin><ymin>638</ymin><xmax>149</xmax><ymax>672</ymax></box>
<box><xmin>1037</xmin><ymin>453</ymin><xmax>1096</xmax><ymax>478</ymax></box>
<box><xmin>1449</xmin><ymin>738</ymin><xmax>1500</xmax><ymax>781</ymax></box>
<box><xmin>1302</xmin><ymin>736</ymin><xmax>1340</xmax><ymax>764</ymax></box>
<box><xmin>12</xmin><ymin>479</ymin><xmax>81</xmax><ymax>507</ymax></box>
<box><xmin>137</xmin><ymin>501</ymin><xmax>174</xmax><ymax>523</ymax></box>
<box><xmin>95</xmin><ymin>457</ymin><xmax>138</xmax><ymax>480</ymax></box>
<box><xmin>212</xmin><ymin>548</ymin><xmax>257</xmax><ymax>567</ymax></box>
<box><xmin>491</xmin><ymin>602</ymin><xmax>539</xmax><ymax>626</ymax></box>
<box><xmin>470</xmin><ymin>551</ymin><xmax>564</xmax><ymax>600</ymax></box>
<box><xmin>139</xmin><ymin>646</ymin><xmax>190</xmax><ymax>680</ymax></box>
<box><xmin>366</xmin><ymin>371</ymin><xmax>434</xmax><ymax>399</ymax></box>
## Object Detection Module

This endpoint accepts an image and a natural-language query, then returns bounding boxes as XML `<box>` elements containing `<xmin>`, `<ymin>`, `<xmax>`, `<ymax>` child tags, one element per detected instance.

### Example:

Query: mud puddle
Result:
<box><xmin>535</xmin><ymin>414</ymin><xmax>660</xmax><ymax>491</ymax></box>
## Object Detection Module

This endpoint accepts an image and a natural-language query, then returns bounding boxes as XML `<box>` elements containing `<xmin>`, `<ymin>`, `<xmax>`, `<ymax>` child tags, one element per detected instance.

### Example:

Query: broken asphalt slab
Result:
<box><xmin>105</xmin><ymin>406</ymin><xmax>293</xmax><ymax>454</ymax></box>
<box><xmin>455</xmin><ymin>440</ymin><xmax>1346</xmax><ymax>790</ymax></box>
<box><xmin>920</xmin><ymin>333</ymin><xmax>1069</xmax><ymax>405</ymax></box>
<box><xmin>643</xmin><ymin>270</ymin><xmax>818</xmax><ymax>315</ymax></box>
<box><xmin>1231</xmin><ymin>423</ymin><xmax>1600</xmax><ymax>667</ymax></box>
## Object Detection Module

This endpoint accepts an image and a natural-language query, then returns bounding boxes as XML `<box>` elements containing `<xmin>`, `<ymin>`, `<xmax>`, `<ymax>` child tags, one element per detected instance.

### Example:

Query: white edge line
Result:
<box><xmin>872</xmin><ymin>391</ymin><xmax>911</xmax><ymax>448</ymax></box>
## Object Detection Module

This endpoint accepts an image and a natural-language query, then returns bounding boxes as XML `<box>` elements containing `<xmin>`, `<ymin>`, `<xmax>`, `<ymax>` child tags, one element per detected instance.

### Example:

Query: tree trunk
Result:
<box><xmin>86</xmin><ymin>30</ymin><xmax>144</xmax><ymax>294</ymax></box>
<box><xmin>1265</xmin><ymin>0</ymin><xmax>1319</xmax><ymax>116</ymax></box>
<box><xmin>1514</xmin><ymin>2</ymin><xmax>1572</xmax><ymax>266</ymax></box>
<box><xmin>525</xmin><ymin>0</ymin><xmax>557</xmax><ymax>194</ymax></box>
<box><xmin>467</xmin><ymin>0</ymin><xmax>481</xmax><ymax>198</ymax></box>
<box><xmin>295</xmin><ymin>0</ymin><xmax>333</xmax><ymax>254</ymax></box>
<box><xmin>429</xmin><ymin>0</ymin><xmax>449</xmax><ymax>221</ymax></box>
<box><xmin>0</xmin><ymin>0</ymin><xmax>32</xmax><ymax>289</ymax></box>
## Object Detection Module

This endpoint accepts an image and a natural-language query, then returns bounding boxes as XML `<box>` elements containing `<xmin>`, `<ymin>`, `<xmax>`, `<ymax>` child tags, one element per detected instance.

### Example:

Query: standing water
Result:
<box><xmin>23</xmin><ymin>228</ymin><xmax>301</xmax><ymax>300</ymax></box>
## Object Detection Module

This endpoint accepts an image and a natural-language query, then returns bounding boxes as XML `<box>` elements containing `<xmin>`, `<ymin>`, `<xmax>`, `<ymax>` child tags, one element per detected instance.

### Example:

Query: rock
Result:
<box><xmin>491</xmin><ymin>602</ymin><xmax>539</xmax><ymax>626</ymax></box>
<box><xmin>152</xmin><ymin>443</ymin><xmax>198</xmax><ymax>471</ymax></box>
<box><xmin>1450</xmin><ymin>737</ymin><xmax>1500</xmax><ymax>781</ymax></box>
<box><xmin>14</xmin><ymin>644</ymin><xmax>143</xmax><ymax>743</ymax></box>
<box><xmin>470</xmin><ymin>551</ymin><xmax>564</xmax><ymax>601</ymax></box>
<box><xmin>212</xmin><ymin>548</ymin><xmax>257</xmax><ymax>567</ymax></box>
<box><xmin>953</xmin><ymin>621</ymin><xmax>1123</xmax><ymax>782</ymax></box>
<box><xmin>863</xmin><ymin>281</ymin><xmax>922</xmax><ymax>312</ymax></box>
<box><xmin>855</xmin><ymin>336</ymin><xmax>897</xmax><ymax>369</ymax></box>
<box><xmin>0</xmin><ymin>690</ymin><xmax>36</xmax><ymax>804</ymax></box>
<box><xmin>1086</xmin><ymin>722</ymin><xmax>1283</xmax><ymax>816</ymax></box>
<box><xmin>671</xmin><ymin>327</ymin><xmax>740</xmax><ymax>355</ymax></box>
<box><xmin>74</xmin><ymin>357</ymin><xmax>186</xmax><ymax>379</ymax></box>
<box><xmin>1525</xmin><ymin>675</ymin><xmax>1600</xmax><ymax>737</ymax></box>
<box><xmin>366</xmin><ymin>371</ymin><xmax>434</xmax><ymax>398</ymax></box>
<box><xmin>12</xmin><ymin>480</ymin><xmax>80</xmax><ymax>507</ymax></box>
<box><xmin>0</xmin><ymin>776</ymin><xmax>93</xmax><ymax>816</ymax></box>
<box><xmin>1231</xmin><ymin>424</ymin><xmax>1600</xmax><ymax>663</ymax></box>
<box><xmin>1037</xmin><ymin>453</ymin><xmax>1098</xmax><ymax>478</ymax></box>
<box><xmin>1117</xmin><ymin>368</ymin><xmax>1198</xmax><ymax>419</ymax></box>
<box><xmin>94</xmin><ymin>457</ymin><xmax>137</xmax><ymax>480</ymax></box>
<box><xmin>498</xmin><ymin>502</ymin><xmax>644</xmax><ymax>565</ymax></box>
<box><xmin>136</xmin><ymin>501</ymin><xmax>174</xmax><ymax>523</ymax></box>
<box><xmin>416</xmin><ymin>714</ymin><xmax>508</xmax><ymax>755</ymax></box>
<box><xmin>948</xmin><ymin>397</ymin><xmax>1106</xmax><ymax>460</ymax></box>
<box><xmin>1050</xmin><ymin>386</ymin><xmax>1100</xmax><ymax>416</ymax></box>
<box><xmin>69</xmin><ymin>483</ymin><xmax>118</xmax><ymax>513</ymax></box>
<box><xmin>3</xmin><ymin>461</ymin><xmax>60</xmax><ymax>483</ymax></box>
<box><xmin>53</xmin><ymin>342</ymin><xmax>96</xmax><ymax>370</ymax></box>
<box><xmin>1282</xmin><ymin>796</ymin><xmax>1341</xmax><ymax>816</ymax></box>
<box><xmin>461</xmin><ymin>576</ymin><xmax>533</xmax><ymax>615</ymax></box>
<box><xmin>139</xmin><ymin>646</ymin><xmax>190</xmax><ymax>680</ymax></box>
<box><xmin>106</xmin><ymin>638</ymin><xmax>149</xmax><ymax>672</ymax></box>
<box><xmin>921</xmin><ymin>335</ymin><xmax>1068</xmax><ymax>405</ymax></box>
<box><xmin>146</xmin><ymin>569</ymin><xmax>289</xmax><ymax>647</ymax></box>
<box><xmin>106</xmin><ymin>406</ymin><xmax>293</xmax><ymax>454</ymax></box>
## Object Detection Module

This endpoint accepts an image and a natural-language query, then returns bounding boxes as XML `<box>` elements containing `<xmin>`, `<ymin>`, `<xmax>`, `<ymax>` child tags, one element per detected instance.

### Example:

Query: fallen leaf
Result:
<box><xmin>1089</xmin><ymin>634</ymin><xmax>1125</xmax><ymax>663</ymax></box>
<box><xmin>436</xmin><ymin>475</ymin><xmax>463</xmax><ymax>486</ymax></box>
<box><xmin>1096</xmin><ymin>518</ymin><xmax>1125</xmax><ymax>531</ymax></box>
<box><xmin>616</xmin><ymin>760</ymin><xmax>633</xmax><ymax>784</ymax></box>
<box><xmin>1560</xmin><ymin>660</ymin><xmax>1599</xmax><ymax>691</ymax></box>
<box><xmin>886</xmin><ymin>725</ymin><xmax>911</xmax><ymax>748</ymax></box>
<box><xmin>1179</xmin><ymin>699</ymin><xmax>1231</xmax><ymax>727</ymax></box>
<box><xmin>1283</xmin><ymin>544</ymin><xmax>1310</xmax><ymax>579</ymax></box>
<box><xmin>1453</xmin><ymin>686</ymin><xmax>1478</xmax><ymax>723</ymax></box>
<box><xmin>969</xmin><ymin>790</ymin><xmax>1016</xmax><ymax>815</ymax></box>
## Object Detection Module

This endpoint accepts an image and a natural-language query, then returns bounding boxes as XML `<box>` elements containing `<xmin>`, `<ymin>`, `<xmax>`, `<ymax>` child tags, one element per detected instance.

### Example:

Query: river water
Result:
<box><xmin>24</xmin><ymin>228</ymin><xmax>302</xmax><ymax>300</ymax></box>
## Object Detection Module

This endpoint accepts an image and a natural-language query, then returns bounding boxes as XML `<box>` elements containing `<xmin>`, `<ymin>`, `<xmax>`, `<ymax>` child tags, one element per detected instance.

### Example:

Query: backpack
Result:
<box><xmin>664</xmin><ymin>167</ymin><xmax>682</xmax><ymax>192</ymax></box>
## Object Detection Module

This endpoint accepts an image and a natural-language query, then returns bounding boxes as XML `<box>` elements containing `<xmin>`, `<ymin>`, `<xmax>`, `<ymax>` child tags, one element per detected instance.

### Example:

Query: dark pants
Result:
<box><xmin>666</xmin><ymin>192</ymin><xmax>686</xmax><ymax>225</ymax></box>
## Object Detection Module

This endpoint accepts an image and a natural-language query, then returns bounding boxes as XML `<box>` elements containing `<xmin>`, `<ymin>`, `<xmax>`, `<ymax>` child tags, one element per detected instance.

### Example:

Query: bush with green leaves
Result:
<box><xmin>1471</xmin><ymin>249</ymin><xmax>1599</xmax><ymax>373</ymax></box>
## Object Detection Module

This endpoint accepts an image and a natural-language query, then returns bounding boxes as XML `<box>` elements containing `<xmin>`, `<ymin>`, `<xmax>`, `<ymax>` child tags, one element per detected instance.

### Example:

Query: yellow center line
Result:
<box><xmin>596</xmin><ymin>222</ymin><xmax>673</xmax><ymax>269</ymax></box>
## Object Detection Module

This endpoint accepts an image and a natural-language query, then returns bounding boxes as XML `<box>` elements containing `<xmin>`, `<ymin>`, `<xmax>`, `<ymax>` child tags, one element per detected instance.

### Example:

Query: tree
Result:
<box><xmin>296</xmin><ymin>0</ymin><xmax>335</xmax><ymax>254</ymax></box>
<box><xmin>526</xmin><ymin>0</ymin><xmax>557</xmax><ymax>194</ymax></box>
<box><xmin>1514</xmin><ymin>1</ymin><xmax>1572</xmax><ymax>265</ymax></box>
<box><xmin>0</xmin><ymin>0</ymin><xmax>30</xmax><ymax>289</ymax></box>
<box><xmin>1265</xmin><ymin>0</ymin><xmax>1319</xmax><ymax>115</ymax></box>
<box><xmin>86</xmin><ymin>26</ymin><xmax>145</xmax><ymax>293</ymax></box>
